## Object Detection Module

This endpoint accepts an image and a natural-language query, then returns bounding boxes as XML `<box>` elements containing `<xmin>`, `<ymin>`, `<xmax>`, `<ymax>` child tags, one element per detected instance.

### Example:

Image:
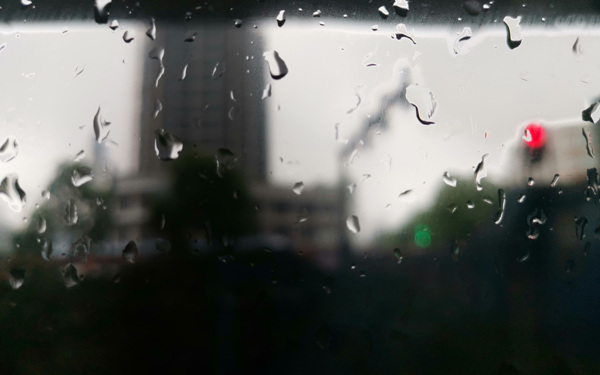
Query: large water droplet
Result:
<box><xmin>494</xmin><ymin>189</ymin><xmax>506</xmax><ymax>224</ymax></box>
<box><xmin>453</xmin><ymin>27</ymin><xmax>472</xmax><ymax>54</ymax></box>
<box><xmin>9</xmin><ymin>269</ymin><xmax>25</xmax><ymax>290</ymax></box>
<box><xmin>582</xmin><ymin>127</ymin><xmax>594</xmax><ymax>158</ymax></box>
<box><xmin>276</xmin><ymin>10</ymin><xmax>286</xmax><ymax>26</ymax></box>
<box><xmin>71</xmin><ymin>166</ymin><xmax>94</xmax><ymax>187</ymax></box>
<box><xmin>582</xmin><ymin>102</ymin><xmax>600</xmax><ymax>124</ymax></box>
<box><xmin>393</xmin><ymin>0</ymin><xmax>409</xmax><ymax>15</ymax></box>
<box><xmin>36</xmin><ymin>215</ymin><xmax>46</xmax><ymax>234</ymax></box>
<box><xmin>395</xmin><ymin>23</ymin><xmax>416</xmax><ymax>44</ymax></box>
<box><xmin>503</xmin><ymin>16</ymin><xmax>522</xmax><ymax>49</ymax></box>
<box><xmin>575</xmin><ymin>217</ymin><xmax>587</xmax><ymax>240</ymax></box>
<box><xmin>474</xmin><ymin>153</ymin><xmax>488</xmax><ymax>191</ymax></box>
<box><xmin>94</xmin><ymin>0</ymin><xmax>112</xmax><ymax>24</ymax></box>
<box><xmin>313</xmin><ymin>10</ymin><xmax>322</xmax><ymax>17</ymax></box>
<box><xmin>146</xmin><ymin>17</ymin><xmax>156</xmax><ymax>40</ymax></box>
<box><xmin>154</xmin><ymin>129</ymin><xmax>183</xmax><ymax>161</ymax></box>
<box><xmin>215</xmin><ymin>148</ymin><xmax>237</xmax><ymax>178</ymax></box>
<box><xmin>442</xmin><ymin>172</ymin><xmax>457</xmax><ymax>187</ymax></box>
<box><xmin>378</xmin><ymin>6</ymin><xmax>389</xmax><ymax>18</ymax></box>
<box><xmin>0</xmin><ymin>174</ymin><xmax>26</xmax><ymax>212</ymax></box>
<box><xmin>0</xmin><ymin>137</ymin><xmax>19</xmax><ymax>162</ymax></box>
<box><xmin>72</xmin><ymin>235</ymin><xmax>91</xmax><ymax>263</ymax></box>
<box><xmin>64</xmin><ymin>198</ymin><xmax>78</xmax><ymax>226</ymax></box>
<box><xmin>292</xmin><ymin>181</ymin><xmax>305</xmax><ymax>195</ymax></box>
<box><xmin>63</xmin><ymin>264</ymin><xmax>80</xmax><ymax>288</ymax></box>
<box><xmin>149</xmin><ymin>47</ymin><xmax>165</xmax><ymax>87</ymax></box>
<box><xmin>122</xmin><ymin>240</ymin><xmax>138</xmax><ymax>263</ymax></box>
<box><xmin>346</xmin><ymin>215</ymin><xmax>360</xmax><ymax>233</ymax></box>
<box><xmin>405</xmin><ymin>84</ymin><xmax>437</xmax><ymax>124</ymax></box>
<box><xmin>93</xmin><ymin>107</ymin><xmax>111</xmax><ymax>144</ymax></box>
<box><xmin>263</xmin><ymin>51</ymin><xmax>288</xmax><ymax>80</ymax></box>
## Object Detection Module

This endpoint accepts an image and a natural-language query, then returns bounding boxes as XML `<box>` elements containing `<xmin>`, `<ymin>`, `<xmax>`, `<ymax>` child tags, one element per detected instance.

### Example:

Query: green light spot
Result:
<box><xmin>414</xmin><ymin>224</ymin><xmax>431</xmax><ymax>248</ymax></box>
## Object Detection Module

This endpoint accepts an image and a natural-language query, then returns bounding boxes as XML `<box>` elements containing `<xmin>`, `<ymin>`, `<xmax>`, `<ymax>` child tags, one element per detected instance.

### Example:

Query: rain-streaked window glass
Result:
<box><xmin>1</xmin><ymin>1</ymin><xmax>600</xmax><ymax>373</ymax></box>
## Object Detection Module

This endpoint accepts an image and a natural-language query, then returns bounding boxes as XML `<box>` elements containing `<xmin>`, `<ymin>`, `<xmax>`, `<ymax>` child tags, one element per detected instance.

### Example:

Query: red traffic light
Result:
<box><xmin>523</xmin><ymin>123</ymin><xmax>546</xmax><ymax>149</ymax></box>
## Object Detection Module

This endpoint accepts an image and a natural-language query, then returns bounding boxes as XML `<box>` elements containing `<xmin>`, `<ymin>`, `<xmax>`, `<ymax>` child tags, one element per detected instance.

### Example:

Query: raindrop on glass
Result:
<box><xmin>234</xmin><ymin>19</ymin><xmax>243</xmax><ymax>28</ymax></box>
<box><xmin>582</xmin><ymin>102</ymin><xmax>600</xmax><ymax>124</ymax></box>
<box><xmin>108</xmin><ymin>19</ymin><xmax>119</xmax><ymax>30</ymax></box>
<box><xmin>313</xmin><ymin>10</ymin><xmax>321</xmax><ymax>17</ymax></box>
<box><xmin>94</xmin><ymin>0</ymin><xmax>112</xmax><ymax>24</ymax></box>
<box><xmin>518</xmin><ymin>193</ymin><xmax>526</xmax><ymax>203</ymax></box>
<box><xmin>71</xmin><ymin>166</ymin><xmax>94</xmax><ymax>187</ymax></box>
<box><xmin>263</xmin><ymin>51</ymin><xmax>288</xmax><ymax>80</ymax></box>
<box><xmin>393</xmin><ymin>0</ymin><xmax>409</xmax><ymax>15</ymax></box>
<box><xmin>550</xmin><ymin>174</ymin><xmax>560</xmax><ymax>187</ymax></box>
<box><xmin>474</xmin><ymin>154</ymin><xmax>488</xmax><ymax>191</ymax></box>
<box><xmin>41</xmin><ymin>239</ymin><xmax>53</xmax><ymax>261</ymax></box>
<box><xmin>346</xmin><ymin>215</ymin><xmax>360</xmax><ymax>233</ymax></box>
<box><xmin>149</xmin><ymin>47</ymin><xmax>165</xmax><ymax>87</ymax></box>
<box><xmin>36</xmin><ymin>215</ymin><xmax>46</xmax><ymax>234</ymax></box>
<box><xmin>276</xmin><ymin>10</ymin><xmax>286</xmax><ymax>27</ymax></box>
<box><xmin>212</xmin><ymin>61</ymin><xmax>226</xmax><ymax>79</ymax></box>
<box><xmin>261</xmin><ymin>83</ymin><xmax>272</xmax><ymax>100</ymax></box>
<box><xmin>63</xmin><ymin>264</ymin><xmax>79</xmax><ymax>288</ymax></box>
<box><xmin>292</xmin><ymin>182</ymin><xmax>305</xmax><ymax>195</ymax></box>
<box><xmin>9</xmin><ymin>269</ymin><xmax>25</xmax><ymax>290</ymax></box>
<box><xmin>453</xmin><ymin>27</ymin><xmax>472</xmax><ymax>54</ymax></box>
<box><xmin>0</xmin><ymin>174</ymin><xmax>26</xmax><ymax>212</ymax></box>
<box><xmin>395</xmin><ymin>24</ymin><xmax>416</xmax><ymax>43</ymax></box>
<box><xmin>179</xmin><ymin>63</ymin><xmax>188</xmax><ymax>81</ymax></box>
<box><xmin>503</xmin><ymin>16</ymin><xmax>522</xmax><ymax>49</ymax></box>
<box><xmin>154</xmin><ymin>129</ymin><xmax>183</xmax><ymax>161</ymax></box>
<box><xmin>393</xmin><ymin>248</ymin><xmax>403</xmax><ymax>264</ymax></box>
<box><xmin>442</xmin><ymin>172</ymin><xmax>457</xmax><ymax>187</ymax></box>
<box><xmin>406</xmin><ymin>84</ymin><xmax>437</xmax><ymax>124</ymax></box>
<box><xmin>146</xmin><ymin>17</ymin><xmax>156</xmax><ymax>40</ymax></box>
<box><xmin>582</xmin><ymin>127</ymin><xmax>594</xmax><ymax>158</ymax></box>
<box><xmin>93</xmin><ymin>107</ymin><xmax>111</xmax><ymax>144</ymax></box>
<box><xmin>215</xmin><ymin>148</ymin><xmax>237</xmax><ymax>178</ymax></box>
<box><xmin>41</xmin><ymin>190</ymin><xmax>50</xmax><ymax>200</ymax></box>
<box><xmin>494</xmin><ymin>189</ymin><xmax>506</xmax><ymax>224</ymax></box>
<box><xmin>74</xmin><ymin>150</ymin><xmax>85</xmax><ymax>162</ymax></box>
<box><xmin>0</xmin><ymin>137</ymin><xmax>18</xmax><ymax>163</ymax></box>
<box><xmin>64</xmin><ymin>198</ymin><xmax>78</xmax><ymax>226</ymax></box>
<box><xmin>184</xmin><ymin>31</ymin><xmax>197</xmax><ymax>42</ymax></box>
<box><xmin>466</xmin><ymin>200</ymin><xmax>475</xmax><ymax>209</ymax></box>
<box><xmin>575</xmin><ymin>217</ymin><xmax>587</xmax><ymax>241</ymax></box>
<box><xmin>122</xmin><ymin>240</ymin><xmax>138</xmax><ymax>263</ymax></box>
<box><xmin>152</xmin><ymin>99</ymin><xmax>163</xmax><ymax>119</ymax></box>
<box><xmin>71</xmin><ymin>235</ymin><xmax>91</xmax><ymax>263</ymax></box>
<box><xmin>378</xmin><ymin>6</ymin><xmax>389</xmax><ymax>18</ymax></box>
<box><xmin>122</xmin><ymin>30</ymin><xmax>134</xmax><ymax>43</ymax></box>
<box><xmin>463</xmin><ymin>0</ymin><xmax>482</xmax><ymax>15</ymax></box>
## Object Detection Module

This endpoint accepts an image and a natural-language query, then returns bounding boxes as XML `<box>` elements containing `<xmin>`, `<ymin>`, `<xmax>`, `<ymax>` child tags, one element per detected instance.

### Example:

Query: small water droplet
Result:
<box><xmin>41</xmin><ymin>190</ymin><xmax>50</xmax><ymax>200</ymax></box>
<box><xmin>146</xmin><ymin>17</ymin><xmax>156</xmax><ymax>40</ymax></box>
<box><xmin>393</xmin><ymin>248</ymin><xmax>403</xmax><ymax>264</ymax></box>
<box><xmin>442</xmin><ymin>172</ymin><xmax>457</xmax><ymax>187</ymax></box>
<box><xmin>122</xmin><ymin>30</ymin><xmax>134</xmax><ymax>43</ymax></box>
<box><xmin>586</xmin><ymin>168</ymin><xmax>599</xmax><ymax>203</ymax></box>
<box><xmin>21</xmin><ymin>0</ymin><xmax>32</xmax><ymax>6</ymax></box>
<box><xmin>565</xmin><ymin>259</ymin><xmax>575</xmax><ymax>274</ymax></box>
<box><xmin>582</xmin><ymin>102</ymin><xmax>600</xmax><ymax>124</ymax></box>
<box><xmin>212</xmin><ymin>61</ymin><xmax>226</xmax><ymax>79</ymax></box>
<box><xmin>378</xmin><ymin>6</ymin><xmax>389</xmax><ymax>18</ymax></box>
<box><xmin>152</xmin><ymin>99</ymin><xmax>162</xmax><ymax>119</ymax></box>
<box><xmin>63</xmin><ymin>264</ymin><xmax>79</xmax><ymax>288</ymax></box>
<box><xmin>517</xmin><ymin>193</ymin><xmax>526</xmax><ymax>203</ymax></box>
<box><xmin>93</xmin><ymin>107</ymin><xmax>111</xmax><ymax>144</ymax></box>
<box><xmin>517</xmin><ymin>251</ymin><xmax>530</xmax><ymax>263</ymax></box>
<box><xmin>372</xmin><ymin>25</ymin><xmax>379</xmax><ymax>31</ymax></box>
<box><xmin>108</xmin><ymin>19</ymin><xmax>119</xmax><ymax>30</ymax></box>
<box><xmin>494</xmin><ymin>189</ymin><xmax>506</xmax><ymax>224</ymax></box>
<box><xmin>582</xmin><ymin>127</ymin><xmax>594</xmax><ymax>158</ymax></box>
<box><xmin>347</xmin><ymin>183</ymin><xmax>357</xmax><ymax>194</ymax></box>
<box><xmin>122</xmin><ymin>240</ymin><xmax>138</xmax><ymax>263</ymax></box>
<box><xmin>0</xmin><ymin>137</ymin><xmax>18</xmax><ymax>163</ymax></box>
<box><xmin>9</xmin><ymin>268</ymin><xmax>25</xmax><ymax>289</ymax></box>
<box><xmin>0</xmin><ymin>174</ymin><xmax>26</xmax><ymax>212</ymax></box>
<box><xmin>71</xmin><ymin>166</ymin><xmax>94</xmax><ymax>187</ymax></box>
<box><xmin>64</xmin><ymin>198</ymin><xmax>78</xmax><ymax>226</ymax></box>
<box><xmin>550</xmin><ymin>174</ymin><xmax>560</xmax><ymax>187</ymax></box>
<box><xmin>292</xmin><ymin>181</ymin><xmax>304</xmax><ymax>195</ymax></box>
<box><xmin>453</xmin><ymin>27</ymin><xmax>472</xmax><ymax>54</ymax></box>
<box><xmin>41</xmin><ymin>239</ymin><xmax>53</xmax><ymax>260</ymax></box>
<box><xmin>527</xmin><ymin>177</ymin><xmax>535</xmax><ymax>186</ymax></box>
<box><xmin>466</xmin><ymin>200</ymin><xmax>475</xmax><ymax>209</ymax></box>
<box><xmin>503</xmin><ymin>16</ymin><xmax>522</xmax><ymax>49</ymax></box>
<box><xmin>526</xmin><ymin>208</ymin><xmax>547</xmax><ymax>239</ymax></box>
<box><xmin>463</xmin><ymin>0</ymin><xmax>482</xmax><ymax>15</ymax></box>
<box><xmin>395</xmin><ymin>23</ymin><xmax>416</xmax><ymax>43</ymax></box>
<box><xmin>71</xmin><ymin>235</ymin><xmax>91</xmax><ymax>263</ymax></box>
<box><xmin>447</xmin><ymin>203</ymin><xmax>458</xmax><ymax>214</ymax></box>
<box><xmin>276</xmin><ymin>10</ymin><xmax>286</xmax><ymax>26</ymax></box>
<box><xmin>184</xmin><ymin>31</ymin><xmax>197</xmax><ymax>42</ymax></box>
<box><xmin>155</xmin><ymin>239</ymin><xmax>171</xmax><ymax>252</ymax></box>
<box><xmin>572</xmin><ymin>37</ymin><xmax>582</xmax><ymax>55</ymax></box>
<box><xmin>575</xmin><ymin>216</ymin><xmax>587</xmax><ymax>240</ymax></box>
<box><xmin>179</xmin><ymin>63</ymin><xmax>188</xmax><ymax>81</ymax></box>
<box><xmin>74</xmin><ymin>150</ymin><xmax>85</xmax><ymax>162</ymax></box>
<box><xmin>154</xmin><ymin>129</ymin><xmax>183</xmax><ymax>161</ymax></box>
<box><xmin>261</xmin><ymin>83</ymin><xmax>271</xmax><ymax>99</ymax></box>
<box><xmin>263</xmin><ymin>50</ymin><xmax>288</xmax><ymax>80</ymax></box>
<box><xmin>474</xmin><ymin>154</ymin><xmax>488</xmax><ymax>191</ymax></box>
<box><xmin>313</xmin><ymin>10</ymin><xmax>321</xmax><ymax>17</ymax></box>
<box><xmin>234</xmin><ymin>19</ymin><xmax>243</xmax><ymax>28</ymax></box>
<box><xmin>406</xmin><ymin>84</ymin><xmax>436</xmax><ymax>124</ymax></box>
<box><xmin>346</xmin><ymin>215</ymin><xmax>360</xmax><ymax>233</ymax></box>
<box><xmin>36</xmin><ymin>215</ymin><xmax>46</xmax><ymax>234</ymax></box>
<box><xmin>215</xmin><ymin>148</ymin><xmax>237</xmax><ymax>178</ymax></box>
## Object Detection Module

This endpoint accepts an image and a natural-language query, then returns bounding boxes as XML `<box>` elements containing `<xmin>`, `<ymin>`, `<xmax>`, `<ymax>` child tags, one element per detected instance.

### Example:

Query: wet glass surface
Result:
<box><xmin>0</xmin><ymin>1</ymin><xmax>600</xmax><ymax>374</ymax></box>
